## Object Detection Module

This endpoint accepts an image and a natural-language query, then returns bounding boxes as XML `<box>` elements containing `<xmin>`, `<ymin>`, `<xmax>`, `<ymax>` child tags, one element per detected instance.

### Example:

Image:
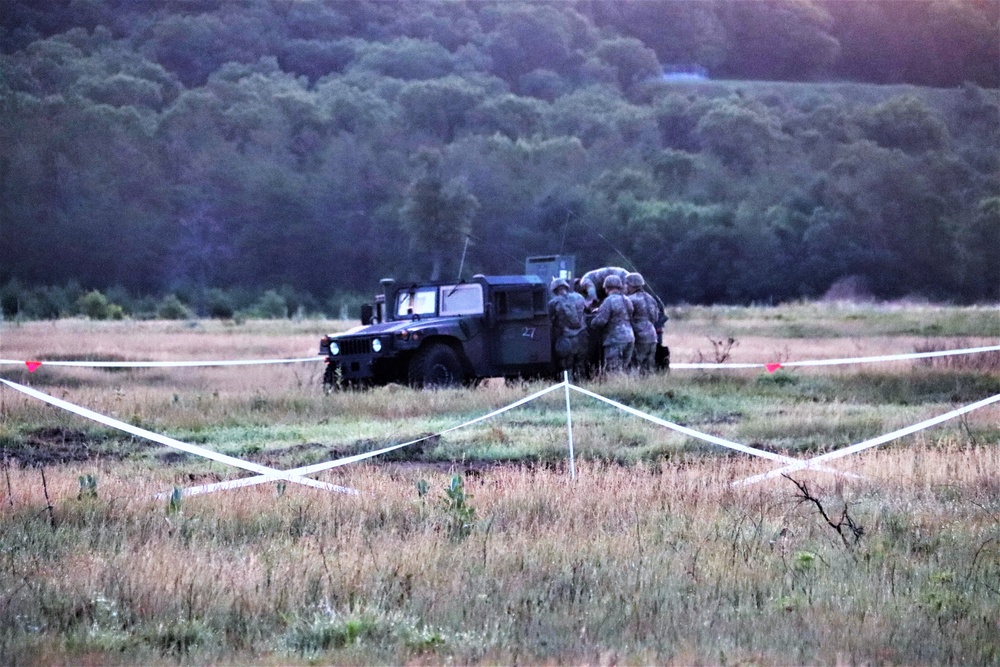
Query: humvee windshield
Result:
<box><xmin>395</xmin><ymin>283</ymin><xmax>483</xmax><ymax>319</ymax></box>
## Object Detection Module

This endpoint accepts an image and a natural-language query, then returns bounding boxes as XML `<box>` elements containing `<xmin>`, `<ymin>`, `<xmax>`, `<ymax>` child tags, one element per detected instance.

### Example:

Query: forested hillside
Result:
<box><xmin>1</xmin><ymin>0</ymin><xmax>998</xmax><ymax>317</ymax></box>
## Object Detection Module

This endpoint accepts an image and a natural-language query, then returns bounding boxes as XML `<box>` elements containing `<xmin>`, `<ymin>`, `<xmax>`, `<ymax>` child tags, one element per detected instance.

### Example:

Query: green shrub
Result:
<box><xmin>206</xmin><ymin>288</ymin><xmax>235</xmax><ymax>319</ymax></box>
<box><xmin>253</xmin><ymin>290</ymin><xmax>288</xmax><ymax>319</ymax></box>
<box><xmin>79</xmin><ymin>290</ymin><xmax>112</xmax><ymax>320</ymax></box>
<box><xmin>286</xmin><ymin>612</ymin><xmax>384</xmax><ymax>653</ymax></box>
<box><xmin>157</xmin><ymin>294</ymin><xmax>193</xmax><ymax>320</ymax></box>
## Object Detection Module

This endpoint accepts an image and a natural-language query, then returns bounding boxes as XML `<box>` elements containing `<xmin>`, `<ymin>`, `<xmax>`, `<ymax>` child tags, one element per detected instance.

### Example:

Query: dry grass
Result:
<box><xmin>2</xmin><ymin>445</ymin><xmax>999</xmax><ymax>665</ymax></box>
<box><xmin>1</xmin><ymin>308</ymin><xmax>999</xmax><ymax>664</ymax></box>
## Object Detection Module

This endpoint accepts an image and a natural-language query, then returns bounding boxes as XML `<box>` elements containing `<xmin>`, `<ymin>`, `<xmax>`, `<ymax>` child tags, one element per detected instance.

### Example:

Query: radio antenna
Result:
<box><xmin>558</xmin><ymin>209</ymin><xmax>571</xmax><ymax>255</ymax></box>
<box><xmin>596</xmin><ymin>232</ymin><xmax>665</xmax><ymax>305</ymax></box>
<box><xmin>456</xmin><ymin>235</ymin><xmax>470</xmax><ymax>281</ymax></box>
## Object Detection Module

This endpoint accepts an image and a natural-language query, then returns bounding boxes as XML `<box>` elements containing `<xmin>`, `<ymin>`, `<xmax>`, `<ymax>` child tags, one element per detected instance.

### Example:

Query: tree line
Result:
<box><xmin>1</xmin><ymin>0</ymin><xmax>998</xmax><ymax>318</ymax></box>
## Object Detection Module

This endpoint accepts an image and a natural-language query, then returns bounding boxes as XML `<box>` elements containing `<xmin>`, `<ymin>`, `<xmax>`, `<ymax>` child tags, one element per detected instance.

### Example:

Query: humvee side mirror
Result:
<box><xmin>360</xmin><ymin>303</ymin><xmax>374</xmax><ymax>325</ymax></box>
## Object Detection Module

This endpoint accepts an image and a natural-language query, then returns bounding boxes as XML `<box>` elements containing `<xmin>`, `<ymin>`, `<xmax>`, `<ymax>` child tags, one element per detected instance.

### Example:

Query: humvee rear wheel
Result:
<box><xmin>409</xmin><ymin>344</ymin><xmax>464</xmax><ymax>388</ymax></box>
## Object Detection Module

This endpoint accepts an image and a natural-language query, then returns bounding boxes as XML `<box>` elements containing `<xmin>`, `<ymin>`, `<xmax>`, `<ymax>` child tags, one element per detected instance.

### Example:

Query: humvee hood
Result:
<box><xmin>330</xmin><ymin>317</ymin><xmax>462</xmax><ymax>338</ymax></box>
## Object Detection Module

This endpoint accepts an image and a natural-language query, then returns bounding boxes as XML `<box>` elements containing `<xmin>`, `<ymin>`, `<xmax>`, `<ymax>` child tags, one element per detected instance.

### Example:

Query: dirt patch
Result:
<box><xmin>157</xmin><ymin>451</ymin><xmax>191</xmax><ymax>465</ymax></box>
<box><xmin>249</xmin><ymin>435</ymin><xmax>442</xmax><ymax>468</ymax></box>
<box><xmin>3</xmin><ymin>427</ymin><xmax>130</xmax><ymax>468</ymax></box>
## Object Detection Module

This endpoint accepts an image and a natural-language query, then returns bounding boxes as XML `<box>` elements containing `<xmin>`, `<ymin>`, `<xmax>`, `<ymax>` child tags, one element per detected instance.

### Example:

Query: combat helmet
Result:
<box><xmin>625</xmin><ymin>272</ymin><xmax>645</xmax><ymax>288</ymax></box>
<box><xmin>550</xmin><ymin>278</ymin><xmax>570</xmax><ymax>293</ymax></box>
<box><xmin>603</xmin><ymin>274</ymin><xmax>623</xmax><ymax>291</ymax></box>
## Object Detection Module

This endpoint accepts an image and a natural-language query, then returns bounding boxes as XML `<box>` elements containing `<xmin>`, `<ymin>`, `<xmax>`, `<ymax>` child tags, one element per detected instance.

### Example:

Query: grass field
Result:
<box><xmin>0</xmin><ymin>303</ymin><xmax>999</xmax><ymax>665</ymax></box>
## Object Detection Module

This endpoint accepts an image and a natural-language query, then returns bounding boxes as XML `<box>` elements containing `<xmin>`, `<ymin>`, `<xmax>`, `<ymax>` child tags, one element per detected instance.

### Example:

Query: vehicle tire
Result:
<box><xmin>408</xmin><ymin>344</ymin><xmax>465</xmax><ymax>388</ymax></box>
<box><xmin>655</xmin><ymin>343</ymin><xmax>670</xmax><ymax>370</ymax></box>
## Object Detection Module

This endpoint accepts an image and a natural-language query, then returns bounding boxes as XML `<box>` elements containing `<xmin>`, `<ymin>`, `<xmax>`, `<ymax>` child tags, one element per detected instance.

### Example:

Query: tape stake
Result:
<box><xmin>25</xmin><ymin>361</ymin><xmax>42</xmax><ymax>372</ymax></box>
<box><xmin>765</xmin><ymin>363</ymin><xmax>782</xmax><ymax>374</ymax></box>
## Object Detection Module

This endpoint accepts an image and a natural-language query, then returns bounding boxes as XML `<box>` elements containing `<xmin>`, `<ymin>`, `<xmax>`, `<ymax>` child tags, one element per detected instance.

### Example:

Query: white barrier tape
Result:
<box><xmin>0</xmin><ymin>379</ymin><xmax>358</xmax><ymax>496</ymax></box>
<box><xmin>0</xmin><ymin>357</ymin><xmax>323</xmax><ymax>369</ymax></box>
<box><xmin>734</xmin><ymin>392</ymin><xmax>1000</xmax><ymax>486</ymax></box>
<box><xmin>4</xmin><ymin>343</ymin><xmax>998</xmax><ymax>372</ymax></box>
<box><xmin>671</xmin><ymin>344</ymin><xmax>1000</xmax><ymax>370</ymax></box>
<box><xmin>168</xmin><ymin>381</ymin><xmax>568</xmax><ymax>498</ymax></box>
<box><xmin>671</xmin><ymin>362</ymin><xmax>763</xmax><ymax>370</ymax></box>
<box><xmin>568</xmin><ymin>384</ymin><xmax>859</xmax><ymax>480</ymax></box>
<box><xmin>0</xmin><ymin>345</ymin><xmax>1000</xmax><ymax>373</ymax></box>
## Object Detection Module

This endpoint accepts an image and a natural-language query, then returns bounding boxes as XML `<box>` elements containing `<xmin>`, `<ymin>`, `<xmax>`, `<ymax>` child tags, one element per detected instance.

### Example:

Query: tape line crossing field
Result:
<box><xmin>139</xmin><ymin>386</ymin><xmax>1000</xmax><ymax>496</ymax></box>
<box><xmin>2</xmin><ymin>343</ymin><xmax>999</xmax><ymax>371</ymax></box>
<box><xmin>734</xmin><ymin>392</ymin><xmax>1000</xmax><ymax>486</ymax></box>
<box><xmin>0</xmin><ymin>378</ymin><xmax>359</xmax><ymax>496</ymax></box>
<box><xmin>4</xmin><ymin>376</ymin><xmax>860</xmax><ymax>499</ymax></box>
<box><xmin>670</xmin><ymin>344</ymin><xmax>1000</xmax><ymax>370</ymax></box>
<box><xmin>172</xmin><ymin>383</ymin><xmax>566</xmax><ymax>498</ymax></box>
<box><xmin>2</xmin><ymin>344</ymin><xmax>998</xmax><ymax>498</ymax></box>
<box><xmin>0</xmin><ymin>357</ymin><xmax>323</xmax><ymax>369</ymax></box>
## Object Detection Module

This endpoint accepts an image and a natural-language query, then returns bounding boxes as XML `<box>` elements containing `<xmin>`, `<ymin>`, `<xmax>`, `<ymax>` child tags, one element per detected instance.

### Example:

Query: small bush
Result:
<box><xmin>157</xmin><ymin>294</ymin><xmax>192</xmax><ymax>320</ymax></box>
<box><xmin>286</xmin><ymin>612</ymin><xmax>384</xmax><ymax>654</ymax></box>
<box><xmin>253</xmin><ymin>290</ymin><xmax>288</xmax><ymax>319</ymax></box>
<box><xmin>206</xmin><ymin>288</ymin><xmax>235</xmax><ymax>319</ymax></box>
<box><xmin>79</xmin><ymin>290</ymin><xmax>113</xmax><ymax>320</ymax></box>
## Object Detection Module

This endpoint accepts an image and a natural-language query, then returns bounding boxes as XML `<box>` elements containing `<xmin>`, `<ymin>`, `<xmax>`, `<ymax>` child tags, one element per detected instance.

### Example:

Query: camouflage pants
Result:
<box><xmin>602</xmin><ymin>341</ymin><xmax>634</xmax><ymax>373</ymax></box>
<box><xmin>555</xmin><ymin>331</ymin><xmax>589</xmax><ymax>378</ymax></box>
<box><xmin>631</xmin><ymin>341</ymin><xmax>656</xmax><ymax>374</ymax></box>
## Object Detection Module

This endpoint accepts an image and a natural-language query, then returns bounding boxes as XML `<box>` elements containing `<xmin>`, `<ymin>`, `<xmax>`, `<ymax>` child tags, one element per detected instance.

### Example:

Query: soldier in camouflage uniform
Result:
<box><xmin>589</xmin><ymin>274</ymin><xmax>634</xmax><ymax>374</ymax></box>
<box><xmin>576</xmin><ymin>266</ymin><xmax>629</xmax><ymax>309</ymax></box>
<box><xmin>548</xmin><ymin>278</ymin><xmax>589</xmax><ymax>378</ymax></box>
<box><xmin>625</xmin><ymin>272</ymin><xmax>659</xmax><ymax>374</ymax></box>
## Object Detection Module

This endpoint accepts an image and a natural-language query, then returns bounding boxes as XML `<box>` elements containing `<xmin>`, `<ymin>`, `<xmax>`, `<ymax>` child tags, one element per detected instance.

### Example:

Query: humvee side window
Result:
<box><xmin>440</xmin><ymin>284</ymin><xmax>483</xmax><ymax>316</ymax></box>
<box><xmin>533</xmin><ymin>290</ymin><xmax>547</xmax><ymax>314</ymax></box>
<box><xmin>396</xmin><ymin>287</ymin><xmax>437</xmax><ymax>317</ymax></box>
<box><xmin>496</xmin><ymin>290</ymin><xmax>534</xmax><ymax>319</ymax></box>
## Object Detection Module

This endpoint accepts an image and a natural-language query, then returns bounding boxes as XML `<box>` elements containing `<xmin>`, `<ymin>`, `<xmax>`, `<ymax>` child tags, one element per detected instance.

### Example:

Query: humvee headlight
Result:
<box><xmin>371</xmin><ymin>338</ymin><xmax>382</xmax><ymax>353</ymax></box>
<box><xmin>330</xmin><ymin>342</ymin><xmax>340</xmax><ymax>356</ymax></box>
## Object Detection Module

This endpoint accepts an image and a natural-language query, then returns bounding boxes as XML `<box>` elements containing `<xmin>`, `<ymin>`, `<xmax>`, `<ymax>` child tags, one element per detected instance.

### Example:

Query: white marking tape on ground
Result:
<box><xmin>0</xmin><ymin>357</ymin><xmax>324</xmax><ymax>369</ymax></box>
<box><xmin>3</xmin><ymin>343</ymin><xmax>998</xmax><ymax>371</ymax></box>
<box><xmin>734</xmin><ymin>392</ymin><xmax>1000</xmax><ymax>486</ymax></box>
<box><xmin>166</xmin><ymin>381</ymin><xmax>567</xmax><ymax>498</ymax></box>
<box><xmin>568</xmin><ymin>384</ymin><xmax>859</xmax><ymax>480</ymax></box>
<box><xmin>0</xmin><ymin>379</ymin><xmax>358</xmax><ymax>496</ymax></box>
<box><xmin>671</xmin><ymin>344</ymin><xmax>1000</xmax><ymax>370</ymax></box>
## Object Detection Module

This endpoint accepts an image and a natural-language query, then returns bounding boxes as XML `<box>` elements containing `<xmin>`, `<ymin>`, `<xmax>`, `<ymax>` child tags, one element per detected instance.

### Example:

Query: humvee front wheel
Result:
<box><xmin>409</xmin><ymin>344</ymin><xmax>464</xmax><ymax>388</ymax></box>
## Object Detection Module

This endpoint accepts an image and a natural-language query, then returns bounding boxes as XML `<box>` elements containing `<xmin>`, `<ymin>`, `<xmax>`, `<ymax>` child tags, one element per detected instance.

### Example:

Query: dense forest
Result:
<box><xmin>1</xmin><ymin>0</ymin><xmax>998</xmax><ymax>318</ymax></box>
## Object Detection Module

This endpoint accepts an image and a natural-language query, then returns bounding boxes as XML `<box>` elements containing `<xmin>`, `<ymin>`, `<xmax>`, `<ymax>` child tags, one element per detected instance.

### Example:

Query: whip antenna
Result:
<box><xmin>456</xmin><ymin>235</ymin><xmax>470</xmax><ymax>281</ymax></box>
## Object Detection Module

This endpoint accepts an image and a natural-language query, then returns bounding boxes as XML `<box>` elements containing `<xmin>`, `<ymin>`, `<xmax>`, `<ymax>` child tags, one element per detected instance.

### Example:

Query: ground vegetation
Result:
<box><xmin>0</xmin><ymin>306</ymin><xmax>998</xmax><ymax>663</ymax></box>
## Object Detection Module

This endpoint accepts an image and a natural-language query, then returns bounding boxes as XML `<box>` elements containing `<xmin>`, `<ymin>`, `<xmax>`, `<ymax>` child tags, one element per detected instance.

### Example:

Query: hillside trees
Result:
<box><xmin>0</xmin><ymin>0</ymin><xmax>998</xmax><ymax>311</ymax></box>
<box><xmin>716</xmin><ymin>0</ymin><xmax>841</xmax><ymax>81</ymax></box>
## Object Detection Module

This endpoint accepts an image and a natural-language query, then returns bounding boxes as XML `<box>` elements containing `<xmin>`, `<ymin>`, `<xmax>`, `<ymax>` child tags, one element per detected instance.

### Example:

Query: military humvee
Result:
<box><xmin>320</xmin><ymin>273</ymin><xmax>557</xmax><ymax>388</ymax></box>
<box><xmin>319</xmin><ymin>257</ymin><xmax>668</xmax><ymax>389</ymax></box>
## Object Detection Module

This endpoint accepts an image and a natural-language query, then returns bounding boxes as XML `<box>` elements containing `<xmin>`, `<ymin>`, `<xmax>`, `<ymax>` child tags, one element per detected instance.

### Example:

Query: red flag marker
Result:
<box><xmin>25</xmin><ymin>361</ymin><xmax>42</xmax><ymax>373</ymax></box>
<box><xmin>765</xmin><ymin>363</ymin><xmax>782</xmax><ymax>374</ymax></box>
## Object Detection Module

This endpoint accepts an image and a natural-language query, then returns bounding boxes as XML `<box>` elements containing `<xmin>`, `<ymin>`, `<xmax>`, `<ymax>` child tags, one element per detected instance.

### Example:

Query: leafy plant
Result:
<box><xmin>157</xmin><ymin>295</ymin><xmax>192</xmax><ymax>320</ymax></box>
<box><xmin>77</xmin><ymin>474</ymin><xmax>98</xmax><ymax>500</ymax></box>
<box><xmin>166</xmin><ymin>487</ymin><xmax>182</xmax><ymax>515</ymax></box>
<box><xmin>440</xmin><ymin>475</ymin><xmax>476</xmax><ymax>541</ymax></box>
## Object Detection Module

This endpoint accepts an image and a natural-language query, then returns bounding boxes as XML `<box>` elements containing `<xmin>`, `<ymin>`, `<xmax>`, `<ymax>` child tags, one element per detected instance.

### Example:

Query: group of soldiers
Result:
<box><xmin>547</xmin><ymin>266</ymin><xmax>664</xmax><ymax>378</ymax></box>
